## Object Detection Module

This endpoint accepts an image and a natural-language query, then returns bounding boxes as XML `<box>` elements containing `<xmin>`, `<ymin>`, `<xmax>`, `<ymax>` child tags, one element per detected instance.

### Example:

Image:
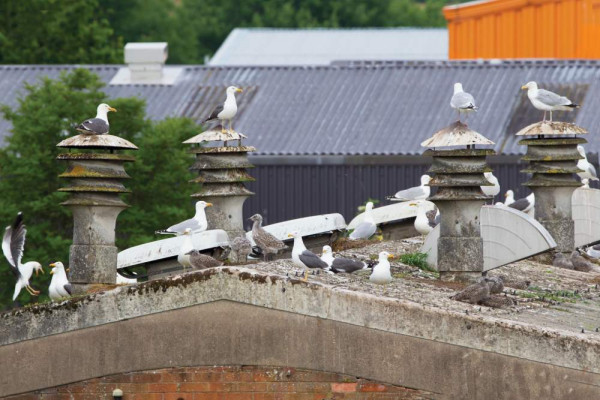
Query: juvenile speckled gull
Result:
<box><xmin>187</xmin><ymin>249</ymin><xmax>223</xmax><ymax>269</ymax></box>
<box><xmin>289</xmin><ymin>231</ymin><xmax>328</xmax><ymax>281</ymax></box>
<box><xmin>451</xmin><ymin>278</ymin><xmax>489</xmax><ymax>304</ymax></box>
<box><xmin>76</xmin><ymin>103</ymin><xmax>117</xmax><ymax>135</ymax></box>
<box><xmin>203</xmin><ymin>86</ymin><xmax>243</xmax><ymax>133</ymax></box>
<box><xmin>48</xmin><ymin>261</ymin><xmax>72</xmax><ymax>301</ymax></box>
<box><xmin>2</xmin><ymin>212</ymin><xmax>43</xmax><ymax>300</ymax></box>
<box><xmin>390</xmin><ymin>175</ymin><xmax>431</xmax><ymax>201</ymax></box>
<box><xmin>450</xmin><ymin>83</ymin><xmax>477</xmax><ymax>122</ymax></box>
<box><xmin>577</xmin><ymin>145</ymin><xmax>598</xmax><ymax>181</ymax></box>
<box><xmin>521</xmin><ymin>81</ymin><xmax>579</xmax><ymax>122</ymax></box>
<box><xmin>156</xmin><ymin>201</ymin><xmax>212</xmax><ymax>235</ymax></box>
<box><xmin>349</xmin><ymin>202</ymin><xmax>377</xmax><ymax>240</ymax></box>
<box><xmin>250</xmin><ymin>214</ymin><xmax>286</xmax><ymax>260</ymax></box>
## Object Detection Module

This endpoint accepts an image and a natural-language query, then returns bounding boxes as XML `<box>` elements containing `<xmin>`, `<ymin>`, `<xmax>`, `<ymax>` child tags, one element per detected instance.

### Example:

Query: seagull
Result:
<box><xmin>577</xmin><ymin>145</ymin><xmax>598</xmax><ymax>181</ymax></box>
<box><xmin>485</xmin><ymin>276</ymin><xmax>504</xmax><ymax>294</ymax></box>
<box><xmin>320</xmin><ymin>245</ymin><xmax>374</xmax><ymax>274</ymax></box>
<box><xmin>508</xmin><ymin>193</ymin><xmax>535</xmax><ymax>216</ymax></box>
<box><xmin>75</xmin><ymin>103</ymin><xmax>117</xmax><ymax>135</ymax></box>
<box><xmin>369</xmin><ymin>251</ymin><xmax>394</xmax><ymax>285</ymax></box>
<box><xmin>249</xmin><ymin>214</ymin><xmax>286</xmax><ymax>261</ymax></box>
<box><xmin>451</xmin><ymin>278</ymin><xmax>490</xmax><ymax>304</ymax></box>
<box><xmin>186</xmin><ymin>250</ymin><xmax>223</xmax><ymax>269</ymax></box>
<box><xmin>570</xmin><ymin>251</ymin><xmax>597</xmax><ymax>272</ymax></box>
<box><xmin>586</xmin><ymin>244</ymin><xmax>600</xmax><ymax>258</ymax></box>
<box><xmin>289</xmin><ymin>231</ymin><xmax>328</xmax><ymax>281</ymax></box>
<box><xmin>450</xmin><ymin>83</ymin><xmax>478</xmax><ymax>122</ymax></box>
<box><xmin>230</xmin><ymin>236</ymin><xmax>252</xmax><ymax>262</ymax></box>
<box><xmin>581</xmin><ymin>178</ymin><xmax>590</xmax><ymax>189</ymax></box>
<box><xmin>2</xmin><ymin>212</ymin><xmax>43</xmax><ymax>301</ymax></box>
<box><xmin>389</xmin><ymin>175</ymin><xmax>431</xmax><ymax>201</ymax></box>
<box><xmin>409</xmin><ymin>201</ymin><xmax>438</xmax><ymax>236</ymax></box>
<box><xmin>481</xmin><ymin>172</ymin><xmax>500</xmax><ymax>197</ymax></box>
<box><xmin>503</xmin><ymin>190</ymin><xmax>515</xmax><ymax>206</ymax></box>
<box><xmin>349</xmin><ymin>202</ymin><xmax>377</xmax><ymax>240</ymax></box>
<box><xmin>521</xmin><ymin>81</ymin><xmax>579</xmax><ymax>122</ymax></box>
<box><xmin>177</xmin><ymin>228</ymin><xmax>194</xmax><ymax>269</ymax></box>
<box><xmin>203</xmin><ymin>86</ymin><xmax>243</xmax><ymax>133</ymax></box>
<box><xmin>552</xmin><ymin>252</ymin><xmax>574</xmax><ymax>270</ymax></box>
<box><xmin>156</xmin><ymin>201</ymin><xmax>212</xmax><ymax>235</ymax></box>
<box><xmin>48</xmin><ymin>262</ymin><xmax>72</xmax><ymax>300</ymax></box>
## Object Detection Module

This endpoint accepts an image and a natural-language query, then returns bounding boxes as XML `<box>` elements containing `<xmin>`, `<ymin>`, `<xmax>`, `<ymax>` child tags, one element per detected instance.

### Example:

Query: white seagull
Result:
<box><xmin>504</xmin><ymin>190</ymin><xmax>516</xmax><ymax>206</ymax></box>
<box><xmin>521</xmin><ymin>81</ymin><xmax>579</xmax><ymax>122</ymax></box>
<box><xmin>577</xmin><ymin>145</ymin><xmax>598</xmax><ymax>181</ymax></box>
<box><xmin>450</xmin><ymin>83</ymin><xmax>478</xmax><ymax>122</ymax></box>
<box><xmin>409</xmin><ymin>201</ymin><xmax>438</xmax><ymax>236</ymax></box>
<box><xmin>582</xmin><ymin>178</ymin><xmax>590</xmax><ymax>189</ymax></box>
<box><xmin>349</xmin><ymin>202</ymin><xmax>377</xmax><ymax>240</ymax></box>
<box><xmin>203</xmin><ymin>86</ymin><xmax>243</xmax><ymax>133</ymax></box>
<box><xmin>389</xmin><ymin>175</ymin><xmax>431</xmax><ymax>201</ymax></box>
<box><xmin>156</xmin><ymin>201</ymin><xmax>212</xmax><ymax>235</ymax></box>
<box><xmin>509</xmin><ymin>193</ymin><xmax>535</xmax><ymax>216</ymax></box>
<box><xmin>177</xmin><ymin>228</ymin><xmax>195</xmax><ymax>269</ymax></box>
<box><xmin>320</xmin><ymin>245</ymin><xmax>373</xmax><ymax>274</ymax></box>
<box><xmin>2</xmin><ymin>212</ymin><xmax>43</xmax><ymax>301</ymax></box>
<box><xmin>586</xmin><ymin>244</ymin><xmax>600</xmax><ymax>259</ymax></box>
<box><xmin>289</xmin><ymin>231</ymin><xmax>328</xmax><ymax>281</ymax></box>
<box><xmin>481</xmin><ymin>172</ymin><xmax>500</xmax><ymax>197</ymax></box>
<box><xmin>48</xmin><ymin>262</ymin><xmax>72</xmax><ymax>301</ymax></box>
<box><xmin>369</xmin><ymin>251</ymin><xmax>394</xmax><ymax>285</ymax></box>
<box><xmin>76</xmin><ymin>103</ymin><xmax>117</xmax><ymax>135</ymax></box>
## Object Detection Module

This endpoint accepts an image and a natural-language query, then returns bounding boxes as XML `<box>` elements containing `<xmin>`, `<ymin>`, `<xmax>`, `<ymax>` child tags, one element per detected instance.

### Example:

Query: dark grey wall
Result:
<box><xmin>242</xmin><ymin>156</ymin><xmax>570</xmax><ymax>226</ymax></box>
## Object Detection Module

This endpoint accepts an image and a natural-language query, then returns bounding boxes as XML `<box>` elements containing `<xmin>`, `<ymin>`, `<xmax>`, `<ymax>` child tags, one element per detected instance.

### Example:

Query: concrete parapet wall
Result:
<box><xmin>1</xmin><ymin>268</ymin><xmax>600</xmax><ymax>399</ymax></box>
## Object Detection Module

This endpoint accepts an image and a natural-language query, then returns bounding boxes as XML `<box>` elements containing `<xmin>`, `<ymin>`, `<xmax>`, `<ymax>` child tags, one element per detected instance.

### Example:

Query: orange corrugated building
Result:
<box><xmin>444</xmin><ymin>0</ymin><xmax>600</xmax><ymax>59</ymax></box>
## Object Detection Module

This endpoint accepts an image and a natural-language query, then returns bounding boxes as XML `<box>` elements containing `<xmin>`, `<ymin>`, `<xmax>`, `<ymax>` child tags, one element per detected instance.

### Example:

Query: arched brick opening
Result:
<box><xmin>5</xmin><ymin>365</ymin><xmax>433</xmax><ymax>400</ymax></box>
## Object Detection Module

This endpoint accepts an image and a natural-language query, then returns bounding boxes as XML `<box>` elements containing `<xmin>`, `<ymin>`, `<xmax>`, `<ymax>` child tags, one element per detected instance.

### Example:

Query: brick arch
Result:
<box><xmin>7</xmin><ymin>365</ymin><xmax>432</xmax><ymax>400</ymax></box>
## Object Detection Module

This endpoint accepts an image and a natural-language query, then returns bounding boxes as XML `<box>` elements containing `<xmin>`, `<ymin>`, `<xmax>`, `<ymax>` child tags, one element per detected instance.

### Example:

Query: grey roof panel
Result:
<box><xmin>0</xmin><ymin>60</ymin><xmax>600</xmax><ymax>155</ymax></box>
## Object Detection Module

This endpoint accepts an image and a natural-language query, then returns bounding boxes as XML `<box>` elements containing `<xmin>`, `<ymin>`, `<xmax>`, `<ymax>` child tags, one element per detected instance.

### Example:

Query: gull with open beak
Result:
<box><xmin>156</xmin><ymin>201</ymin><xmax>212</xmax><ymax>235</ymax></box>
<box><xmin>49</xmin><ymin>261</ymin><xmax>72</xmax><ymax>301</ymax></box>
<box><xmin>2</xmin><ymin>212</ymin><xmax>43</xmax><ymax>301</ymax></box>
<box><xmin>203</xmin><ymin>86</ymin><xmax>243</xmax><ymax>133</ymax></box>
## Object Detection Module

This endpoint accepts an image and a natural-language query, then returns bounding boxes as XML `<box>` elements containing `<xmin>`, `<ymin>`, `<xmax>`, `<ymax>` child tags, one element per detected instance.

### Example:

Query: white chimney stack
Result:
<box><xmin>124</xmin><ymin>42</ymin><xmax>168</xmax><ymax>83</ymax></box>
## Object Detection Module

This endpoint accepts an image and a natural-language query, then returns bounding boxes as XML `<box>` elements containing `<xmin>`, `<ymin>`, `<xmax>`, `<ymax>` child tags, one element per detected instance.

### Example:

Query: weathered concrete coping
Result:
<box><xmin>2</xmin><ymin>267</ymin><xmax>599</xmax><ymax>375</ymax></box>
<box><xmin>57</xmin><ymin>134</ymin><xmax>138</xmax><ymax>150</ymax></box>
<box><xmin>421</xmin><ymin>121</ymin><xmax>495</xmax><ymax>148</ymax></box>
<box><xmin>183</xmin><ymin>129</ymin><xmax>247</xmax><ymax>144</ymax></box>
<box><xmin>188</xmin><ymin>145</ymin><xmax>256</xmax><ymax>154</ymax></box>
<box><xmin>516</xmin><ymin>121</ymin><xmax>588</xmax><ymax>136</ymax></box>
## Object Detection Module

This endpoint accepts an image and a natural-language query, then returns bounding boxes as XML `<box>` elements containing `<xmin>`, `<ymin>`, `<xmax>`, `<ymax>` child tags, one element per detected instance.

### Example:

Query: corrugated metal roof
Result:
<box><xmin>209</xmin><ymin>28</ymin><xmax>449</xmax><ymax>65</ymax></box>
<box><xmin>0</xmin><ymin>60</ymin><xmax>600</xmax><ymax>155</ymax></box>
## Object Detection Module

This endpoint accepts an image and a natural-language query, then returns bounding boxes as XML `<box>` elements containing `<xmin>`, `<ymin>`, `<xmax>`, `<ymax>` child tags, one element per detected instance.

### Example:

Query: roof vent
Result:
<box><xmin>124</xmin><ymin>42</ymin><xmax>168</xmax><ymax>83</ymax></box>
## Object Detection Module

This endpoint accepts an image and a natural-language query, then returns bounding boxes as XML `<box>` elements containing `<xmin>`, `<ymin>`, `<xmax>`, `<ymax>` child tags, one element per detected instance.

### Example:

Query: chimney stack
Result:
<box><xmin>124</xmin><ymin>42</ymin><xmax>168</xmax><ymax>83</ymax></box>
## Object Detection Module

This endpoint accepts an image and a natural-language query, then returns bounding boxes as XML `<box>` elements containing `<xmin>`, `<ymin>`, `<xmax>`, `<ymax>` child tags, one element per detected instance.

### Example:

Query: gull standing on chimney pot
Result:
<box><xmin>450</xmin><ymin>83</ymin><xmax>478</xmax><ymax>122</ymax></box>
<box><xmin>203</xmin><ymin>86</ymin><xmax>243</xmax><ymax>134</ymax></box>
<box><xmin>76</xmin><ymin>103</ymin><xmax>117</xmax><ymax>135</ymax></box>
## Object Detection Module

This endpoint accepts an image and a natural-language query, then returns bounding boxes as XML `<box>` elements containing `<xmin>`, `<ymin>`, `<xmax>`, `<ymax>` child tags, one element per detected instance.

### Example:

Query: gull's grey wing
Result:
<box><xmin>394</xmin><ymin>185</ymin><xmax>427</xmax><ymax>200</ymax></box>
<box><xmin>2</xmin><ymin>213</ymin><xmax>25</xmax><ymax>278</ymax></box>
<box><xmin>349</xmin><ymin>221</ymin><xmax>376</xmax><ymax>240</ymax></box>
<box><xmin>204</xmin><ymin>104</ymin><xmax>224</xmax><ymax>122</ymax></box>
<box><xmin>508</xmin><ymin>198</ymin><xmax>530</xmax><ymax>212</ymax></box>
<box><xmin>451</xmin><ymin>91</ymin><xmax>477</xmax><ymax>109</ymax></box>
<box><xmin>160</xmin><ymin>218</ymin><xmax>203</xmax><ymax>235</ymax></box>
<box><xmin>64</xmin><ymin>283</ymin><xmax>73</xmax><ymax>296</ymax></box>
<box><xmin>76</xmin><ymin>118</ymin><xmax>109</xmax><ymax>134</ymax></box>
<box><xmin>426</xmin><ymin>209</ymin><xmax>440</xmax><ymax>228</ymax></box>
<box><xmin>299</xmin><ymin>250</ymin><xmax>329</xmax><ymax>269</ymax></box>
<box><xmin>331</xmin><ymin>257</ymin><xmax>367</xmax><ymax>273</ymax></box>
<box><xmin>536</xmin><ymin>89</ymin><xmax>573</xmax><ymax>107</ymax></box>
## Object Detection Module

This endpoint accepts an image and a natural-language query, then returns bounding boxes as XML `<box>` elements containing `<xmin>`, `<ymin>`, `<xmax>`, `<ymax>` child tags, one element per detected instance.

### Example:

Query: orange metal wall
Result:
<box><xmin>444</xmin><ymin>0</ymin><xmax>600</xmax><ymax>59</ymax></box>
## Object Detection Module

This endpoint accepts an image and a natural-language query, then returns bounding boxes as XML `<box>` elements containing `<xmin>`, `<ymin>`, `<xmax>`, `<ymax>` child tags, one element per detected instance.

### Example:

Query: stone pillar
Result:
<box><xmin>184</xmin><ymin>130</ymin><xmax>255</xmax><ymax>260</ymax></box>
<box><xmin>421</xmin><ymin>122</ymin><xmax>496</xmax><ymax>282</ymax></box>
<box><xmin>57</xmin><ymin>134</ymin><xmax>137</xmax><ymax>293</ymax></box>
<box><xmin>517</xmin><ymin>121</ymin><xmax>588</xmax><ymax>253</ymax></box>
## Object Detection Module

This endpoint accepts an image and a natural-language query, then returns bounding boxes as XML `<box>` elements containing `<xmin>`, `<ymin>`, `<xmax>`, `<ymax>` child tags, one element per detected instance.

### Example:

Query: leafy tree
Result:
<box><xmin>0</xmin><ymin>69</ymin><xmax>196</xmax><ymax>309</ymax></box>
<box><xmin>0</xmin><ymin>0</ymin><xmax>121</xmax><ymax>63</ymax></box>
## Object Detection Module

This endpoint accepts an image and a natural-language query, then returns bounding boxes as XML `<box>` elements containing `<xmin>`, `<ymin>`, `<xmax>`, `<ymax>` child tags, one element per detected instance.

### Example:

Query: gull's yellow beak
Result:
<box><xmin>236</xmin><ymin>88</ymin><xmax>243</xmax><ymax>93</ymax></box>
<box><xmin>287</xmin><ymin>233</ymin><xmax>293</xmax><ymax>238</ymax></box>
<box><xmin>521</xmin><ymin>85</ymin><xmax>528</xmax><ymax>90</ymax></box>
<box><xmin>206</xmin><ymin>202</ymin><xmax>213</xmax><ymax>207</ymax></box>
<box><xmin>108</xmin><ymin>107</ymin><xmax>117</xmax><ymax>112</ymax></box>
<box><xmin>409</xmin><ymin>203</ymin><xmax>417</xmax><ymax>207</ymax></box>
<box><xmin>389</xmin><ymin>254</ymin><xmax>395</xmax><ymax>259</ymax></box>
<box><xmin>49</xmin><ymin>263</ymin><xmax>55</xmax><ymax>268</ymax></box>
<box><xmin>66</xmin><ymin>268</ymin><xmax>70</xmax><ymax>272</ymax></box>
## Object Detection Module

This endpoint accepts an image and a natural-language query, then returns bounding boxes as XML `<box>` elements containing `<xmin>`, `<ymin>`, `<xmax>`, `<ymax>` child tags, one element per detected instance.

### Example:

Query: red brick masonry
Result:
<box><xmin>6</xmin><ymin>366</ymin><xmax>434</xmax><ymax>400</ymax></box>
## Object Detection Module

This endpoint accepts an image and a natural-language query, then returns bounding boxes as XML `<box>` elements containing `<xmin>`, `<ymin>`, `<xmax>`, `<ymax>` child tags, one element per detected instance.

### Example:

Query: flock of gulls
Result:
<box><xmin>3</xmin><ymin>81</ymin><xmax>599</xmax><ymax>306</ymax></box>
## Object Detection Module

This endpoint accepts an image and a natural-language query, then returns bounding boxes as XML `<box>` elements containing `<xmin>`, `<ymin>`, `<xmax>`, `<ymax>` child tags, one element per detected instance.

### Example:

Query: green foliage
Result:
<box><xmin>0</xmin><ymin>69</ymin><xmax>197</xmax><ymax>309</ymax></box>
<box><xmin>398</xmin><ymin>252</ymin><xmax>431</xmax><ymax>271</ymax></box>
<box><xmin>0</xmin><ymin>0</ymin><xmax>121</xmax><ymax>63</ymax></box>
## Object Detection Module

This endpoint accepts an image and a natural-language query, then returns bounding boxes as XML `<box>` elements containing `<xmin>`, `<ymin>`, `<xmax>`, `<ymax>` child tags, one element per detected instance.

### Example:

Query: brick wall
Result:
<box><xmin>6</xmin><ymin>366</ymin><xmax>433</xmax><ymax>400</ymax></box>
